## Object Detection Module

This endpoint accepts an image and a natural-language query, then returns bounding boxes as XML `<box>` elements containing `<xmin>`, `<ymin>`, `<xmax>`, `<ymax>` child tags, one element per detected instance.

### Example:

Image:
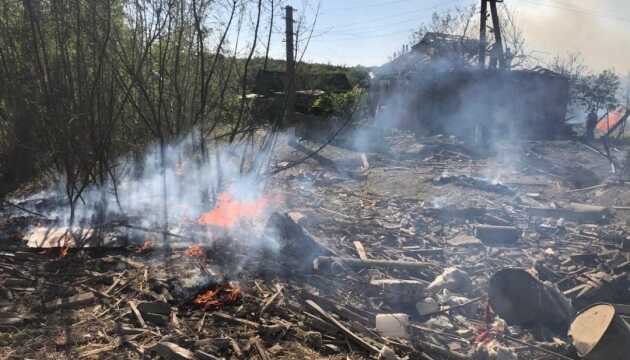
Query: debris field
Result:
<box><xmin>2</xmin><ymin>132</ymin><xmax>630</xmax><ymax>360</ymax></box>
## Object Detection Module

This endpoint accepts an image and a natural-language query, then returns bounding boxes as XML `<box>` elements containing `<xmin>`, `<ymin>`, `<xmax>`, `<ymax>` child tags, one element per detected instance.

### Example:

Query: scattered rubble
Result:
<box><xmin>2</xmin><ymin>135</ymin><xmax>630</xmax><ymax>359</ymax></box>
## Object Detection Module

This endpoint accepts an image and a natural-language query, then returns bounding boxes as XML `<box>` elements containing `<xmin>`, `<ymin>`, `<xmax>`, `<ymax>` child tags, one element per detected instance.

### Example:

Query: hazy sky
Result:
<box><xmin>266</xmin><ymin>0</ymin><xmax>630</xmax><ymax>74</ymax></box>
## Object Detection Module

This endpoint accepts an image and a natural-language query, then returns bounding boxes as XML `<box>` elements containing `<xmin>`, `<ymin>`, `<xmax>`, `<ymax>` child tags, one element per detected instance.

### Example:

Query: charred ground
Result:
<box><xmin>2</xmin><ymin>131</ymin><xmax>630</xmax><ymax>359</ymax></box>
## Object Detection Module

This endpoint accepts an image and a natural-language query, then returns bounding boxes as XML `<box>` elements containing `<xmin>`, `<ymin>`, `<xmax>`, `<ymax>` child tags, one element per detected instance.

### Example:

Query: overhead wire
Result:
<box><xmin>517</xmin><ymin>0</ymin><xmax>630</xmax><ymax>24</ymax></box>
<box><xmin>320</xmin><ymin>0</ymin><xmax>420</xmax><ymax>14</ymax></box>
<box><xmin>311</xmin><ymin>0</ymin><xmax>629</xmax><ymax>44</ymax></box>
<box><xmin>326</xmin><ymin>0</ymin><xmax>470</xmax><ymax>32</ymax></box>
<box><xmin>303</xmin><ymin>0</ymin><xmax>629</xmax><ymax>66</ymax></box>
<box><xmin>313</xmin><ymin>0</ymin><xmax>475</xmax><ymax>40</ymax></box>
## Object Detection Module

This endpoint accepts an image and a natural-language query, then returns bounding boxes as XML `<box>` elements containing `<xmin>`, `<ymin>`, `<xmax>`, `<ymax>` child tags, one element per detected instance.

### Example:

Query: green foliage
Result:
<box><xmin>310</xmin><ymin>87</ymin><xmax>366</xmax><ymax>117</ymax></box>
<box><xmin>244</xmin><ymin>57</ymin><xmax>371</xmax><ymax>89</ymax></box>
<box><xmin>0</xmin><ymin>0</ymin><xmax>368</xmax><ymax>204</ymax></box>
<box><xmin>576</xmin><ymin>69</ymin><xmax>620</xmax><ymax>112</ymax></box>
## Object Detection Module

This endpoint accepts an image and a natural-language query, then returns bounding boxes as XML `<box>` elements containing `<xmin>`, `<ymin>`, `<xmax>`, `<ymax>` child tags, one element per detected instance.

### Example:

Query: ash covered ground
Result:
<box><xmin>2</xmin><ymin>130</ymin><xmax>630</xmax><ymax>359</ymax></box>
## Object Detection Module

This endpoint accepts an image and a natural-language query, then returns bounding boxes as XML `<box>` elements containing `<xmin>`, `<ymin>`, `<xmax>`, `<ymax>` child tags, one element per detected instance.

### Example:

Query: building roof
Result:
<box><xmin>374</xmin><ymin>32</ymin><xmax>480</xmax><ymax>79</ymax></box>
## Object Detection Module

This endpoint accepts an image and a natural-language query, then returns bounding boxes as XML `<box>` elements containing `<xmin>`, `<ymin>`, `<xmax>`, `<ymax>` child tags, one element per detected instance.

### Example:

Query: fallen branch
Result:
<box><xmin>260</xmin><ymin>284</ymin><xmax>283</xmax><ymax>315</ymax></box>
<box><xmin>249</xmin><ymin>337</ymin><xmax>271</xmax><ymax>360</ymax></box>
<box><xmin>305</xmin><ymin>299</ymin><xmax>381</xmax><ymax>354</ymax></box>
<box><xmin>127</xmin><ymin>301</ymin><xmax>146</xmax><ymax>328</ymax></box>
<box><xmin>1</xmin><ymin>199</ymin><xmax>49</xmax><ymax>218</ymax></box>
<box><xmin>502</xmin><ymin>334</ymin><xmax>574</xmax><ymax>360</ymax></box>
<box><xmin>419</xmin><ymin>297</ymin><xmax>482</xmax><ymax>317</ymax></box>
<box><xmin>565</xmin><ymin>183</ymin><xmax>608</xmax><ymax>193</ymax></box>
<box><xmin>314</xmin><ymin>256</ymin><xmax>436</xmax><ymax>273</ymax></box>
<box><xmin>114</xmin><ymin>223</ymin><xmax>191</xmax><ymax>241</ymax></box>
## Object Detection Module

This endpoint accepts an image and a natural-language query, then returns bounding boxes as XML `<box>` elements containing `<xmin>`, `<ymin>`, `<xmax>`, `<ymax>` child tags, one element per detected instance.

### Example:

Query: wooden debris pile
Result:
<box><xmin>2</xmin><ymin>135</ymin><xmax>630</xmax><ymax>359</ymax></box>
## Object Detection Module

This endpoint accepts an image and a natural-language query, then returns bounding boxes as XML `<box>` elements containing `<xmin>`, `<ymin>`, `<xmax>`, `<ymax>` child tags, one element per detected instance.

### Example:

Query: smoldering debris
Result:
<box><xmin>3</xmin><ymin>131</ymin><xmax>630</xmax><ymax>359</ymax></box>
<box><xmin>370</xmin><ymin>35</ymin><xmax>573</xmax><ymax>145</ymax></box>
<box><xmin>433</xmin><ymin>174</ymin><xmax>516</xmax><ymax>195</ymax></box>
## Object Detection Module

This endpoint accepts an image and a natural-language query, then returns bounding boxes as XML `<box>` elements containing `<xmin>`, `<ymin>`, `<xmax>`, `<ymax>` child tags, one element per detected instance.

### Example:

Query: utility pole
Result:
<box><xmin>285</xmin><ymin>5</ymin><xmax>296</xmax><ymax>123</ymax></box>
<box><xmin>478</xmin><ymin>0</ymin><xmax>487</xmax><ymax>69</ymax></box>
<box><xmin>488</xmin><ymin>0</ymin><xmax>505</xmax><ymax>70</ymax></box>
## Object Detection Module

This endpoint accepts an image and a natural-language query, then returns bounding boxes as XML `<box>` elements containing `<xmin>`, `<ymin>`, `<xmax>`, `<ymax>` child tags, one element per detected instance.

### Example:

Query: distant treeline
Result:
<box><xmin>243</xmin><ymin>57</ymin><xmax>371</xmax><ymax>90</ymax></box>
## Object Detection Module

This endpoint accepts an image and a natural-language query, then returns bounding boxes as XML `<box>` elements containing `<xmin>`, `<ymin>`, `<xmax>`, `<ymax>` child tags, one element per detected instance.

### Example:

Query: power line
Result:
<box><xmin>305</xmin><ymin>0</ymin><xmax>478</xmax><ymax>45</ymax></box>
<box><xmin>320</xmin><ymin>14</ymin><xmax>441</xmax><ymax>38</ymax></box>
<box><xmin>322</xmin><ymin>0</ymin><xmax>472</xmax><ymax>34</ymax></box>
<box><xmin>321</xmin><ymin>0</ymin><xmax>419</xmax><ymax>14</ymax></box>
<box><xmin>325</xmin><ymin>28</ymin><xmax>415</xmax><ymax>41</ymax></box>
<box><xmin>517</xmin><ymin>0</ymin><xmax>630</xmax><ymax>24</ymax></box>
<box><xmin>546</xmin><ymin>0</ymin><xmax>628</xmax><ymax>18</ymax></box>
<box><xmin>315</xmin><ymin>0</ymin><xmax>629</xmax><ymax>44</ymax></box>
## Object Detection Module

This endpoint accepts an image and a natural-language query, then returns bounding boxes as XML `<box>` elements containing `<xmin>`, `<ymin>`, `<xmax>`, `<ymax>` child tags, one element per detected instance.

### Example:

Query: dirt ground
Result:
<box><xmin>1</xmin><ymin>130</ymin><xmax>630</xmax><ymax>359</ymax></box>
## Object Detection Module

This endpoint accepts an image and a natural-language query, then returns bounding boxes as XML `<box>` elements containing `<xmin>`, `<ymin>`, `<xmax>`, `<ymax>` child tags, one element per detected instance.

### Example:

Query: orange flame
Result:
<box><xmin>193</xmin><ymin>288</ymin><xmax>220</xmax><ymax>305</ymax></box>
<box><xmin>186</xmin><ymin>244</ymin><xmax>205</xmax><ymax>257</ymax></box>
<box><xmin>136</xmin><ymin>239</ymin><xmax>154</xmax><ymax>253</ymax></box>
<box><xmin>56</xmin><ymin>231</ymin><xmax>74</xmax><ymax>258</ymax></box>
<box><xmin>197</xmin><ymin>192</ymin><xmax>271</xmax><ymax>229</ymax></box>
<box><xmin>193</xmin><ymin>282</ymin><xmax>241</xmax><ymax>310</ymax></box>
<box><xmin>59</xmin><ymin>243</ymin><xmax>70</xmax><ymax>258</ymax></box>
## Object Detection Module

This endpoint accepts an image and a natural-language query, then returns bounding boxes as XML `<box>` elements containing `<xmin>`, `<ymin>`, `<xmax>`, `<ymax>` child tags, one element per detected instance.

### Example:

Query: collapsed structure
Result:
<box><xmin>2</xmin><ymin>2</ymin><xmax>629</xmax><ymax>360</ymax></box>
<box><xmin>370</xmin><ymin>32</ymin><xmax>572</xmax><ymax>142</ymax></box>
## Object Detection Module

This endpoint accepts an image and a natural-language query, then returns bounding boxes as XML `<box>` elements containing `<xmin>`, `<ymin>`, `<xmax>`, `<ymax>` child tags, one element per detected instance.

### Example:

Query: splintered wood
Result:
<box><xmin>3</xmin><ymin>136</ymin><xmax>630</xmax><ymax>359</ymax></box>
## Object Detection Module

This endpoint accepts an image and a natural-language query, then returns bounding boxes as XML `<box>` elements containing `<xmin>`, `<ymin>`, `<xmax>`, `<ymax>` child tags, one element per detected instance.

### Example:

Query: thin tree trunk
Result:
<box><xmin>263</xmin><ymin>0</ymin><xmax>273</xmax><ymax>70</ymax></box>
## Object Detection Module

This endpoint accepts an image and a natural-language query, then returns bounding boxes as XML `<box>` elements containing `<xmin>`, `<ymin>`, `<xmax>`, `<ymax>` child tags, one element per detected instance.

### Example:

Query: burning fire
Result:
<box><xmin>193</xmin><ymin>282</ymin><xmax>241</xmax><ymax>310</ymax></box>
<box><xmin>59</xmin><ymin>243</ymin><xmax>70</xmax><ymax>258</ymax></box>
<box><xmin>136</xmin><ymin>239</ymin><xmax>154</xmax><ymax>253</ymax></box>
<box><xmin>197</xmin><ymin>192</ymin><xmax>275</xmax><ymax>229</ymax></box>
<box><xmin>185</xmin><ymin>244</ymin><xmax>205</xmax><ymax>257</ymax></box>
<box><xmin>57</xmin><ymin>232</ymin><xmax>73</xmax><ymax>258</ymax></box>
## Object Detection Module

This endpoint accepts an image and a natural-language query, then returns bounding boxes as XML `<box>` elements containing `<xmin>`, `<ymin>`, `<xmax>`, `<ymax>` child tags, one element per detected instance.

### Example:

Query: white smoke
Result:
<box><xmin>41</xmin><ymin>130</ymin><xmax>287</xmax><ymax>249</ymax></box>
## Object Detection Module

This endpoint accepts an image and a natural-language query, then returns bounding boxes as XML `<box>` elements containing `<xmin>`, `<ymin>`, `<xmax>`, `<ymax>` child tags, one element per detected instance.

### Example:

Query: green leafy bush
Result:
<box><xmin>310</xmin><ymin>87</ymin><xmax>366</xmax><ymax>117</ymax></box>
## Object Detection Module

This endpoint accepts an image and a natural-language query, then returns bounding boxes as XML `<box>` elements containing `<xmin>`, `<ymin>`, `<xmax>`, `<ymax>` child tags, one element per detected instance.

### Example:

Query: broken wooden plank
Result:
<box><xmin>128</xmin><ymin>300</ymin><xmax>146</xmax><ymax>328</ymax></box>
<box><xmin>213</xmin><ymin>311</ymin><xmax>260</xmax><ymax>328</ymax></box>
<box><xmin>474</xmin><ymin>225</ymin><xmax>521</xmax><ymax>246</ymax></box>
<box><xmin>305</xmin><ymin>299</ymin><xmax>381</xmax><ymax>354</ymax></box>
<box><xmin>314</xmin><ymin>256</ymin><xmax>435</xmax><ymax>274</ymax></box>
<box><xmin>303</xmin><ymin>311</ymin><xmax>343</xmax><ymax>334</ymax></box>
<box><xmin>300</xmin><ymin>290</ymin><xmax>373</xmax><ymax>326</ymax></box>
<box><xmin>148</xmin><ymin>342</ymin><xmax>196</xmax><ymax>360</ymax></box>
<box><xmin>260</xmin><ymin>284</ymin><xmax>283</xmax><ymax>315</ymax></box>
<box><xmin>526</xmin><ymin>203</ymin><xmax>610</xmax><ymax>223</ymax></box>
<box><xmin>80</xmin><ymin>340</ymin><xmax>121</xmax><ymax>358</ymax></box>
<box><xmin>401</xmin><ymin>246</ymin><xmax>444</xmax><ymax>256</ymax></box>
<box><xmin>353</xmin><ymin>241</ymin><xmax>368</xmax><ymax>260</ymax></box>
<box><xmin>419</xmin><ymin>297</ymin><xmax>482</xmax><ymax>317</ymax></box>
<box><xmin>195</xmin><ymin>349</ymin><xmax>224</xmax><ymax>360</ymax></box>
<box><xmin>250</xmin><ymin>337</ymin><xmax>272</xmax><ymax>360</ymax></box>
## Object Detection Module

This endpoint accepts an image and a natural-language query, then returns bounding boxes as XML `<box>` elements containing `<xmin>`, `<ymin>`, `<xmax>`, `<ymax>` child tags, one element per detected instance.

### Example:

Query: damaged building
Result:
<box><xmin>370</xmin><ymin>32</ymin><xmax>572</xmax><ymax>142</ymax></box>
